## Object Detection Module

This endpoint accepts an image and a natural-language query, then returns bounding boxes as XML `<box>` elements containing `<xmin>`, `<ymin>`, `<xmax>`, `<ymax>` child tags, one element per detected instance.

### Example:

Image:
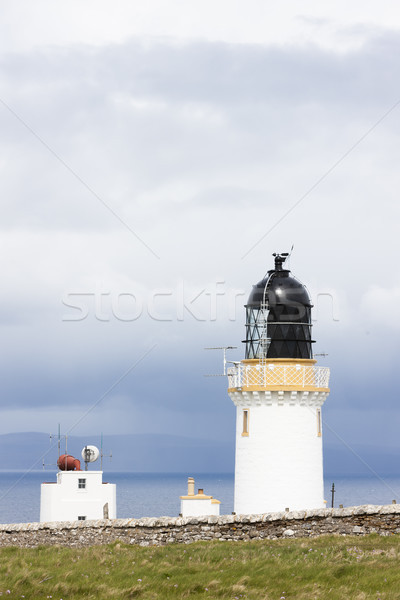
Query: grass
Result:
<box><xmin>0</xmin><ymin>535</ymin><xmax>400</xmax><ymax>599</ymax></box>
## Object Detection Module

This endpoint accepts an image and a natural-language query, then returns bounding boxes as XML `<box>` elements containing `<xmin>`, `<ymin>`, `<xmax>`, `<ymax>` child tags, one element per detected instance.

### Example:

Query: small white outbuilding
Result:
<box><xmin>180</xmin><ymin>477</ymin><xmax>220</xmax><ymax>517</ymax></box>
<box><xmin>40</xmin><ymin>451</ymin><xmax>116</xmax><ymax>522</ymax></box>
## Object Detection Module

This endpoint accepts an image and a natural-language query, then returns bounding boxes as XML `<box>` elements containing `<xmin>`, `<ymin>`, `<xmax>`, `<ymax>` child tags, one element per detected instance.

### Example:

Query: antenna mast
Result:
<box><xmin>44</xmin><ymin>424</ymin><xmax>68</xmax><ymax>470</ymax></box>
<box><xmin>99</xmin><ymin>433</ymin><xmax>112</xmax><ymax>470</ymax></box>
<box><xmin>204</xmin><ymin>346</ymin><xmax>237</xmax><ymax>377</ymax></box>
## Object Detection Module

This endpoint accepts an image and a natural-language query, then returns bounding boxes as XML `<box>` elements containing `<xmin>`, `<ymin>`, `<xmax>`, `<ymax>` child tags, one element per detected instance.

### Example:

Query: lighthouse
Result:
<box><xmin>227</xmin><ymin>253</ymin><xmax>330</xmax><ymax>514</ymax></box>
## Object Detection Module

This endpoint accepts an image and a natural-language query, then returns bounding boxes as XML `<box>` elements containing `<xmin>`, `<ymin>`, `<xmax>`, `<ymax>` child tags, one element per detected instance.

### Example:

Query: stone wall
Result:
<box><xmin>1</xmin><ymin>505</ymin><xmax>400</xmax><ymax>548</ymax></box>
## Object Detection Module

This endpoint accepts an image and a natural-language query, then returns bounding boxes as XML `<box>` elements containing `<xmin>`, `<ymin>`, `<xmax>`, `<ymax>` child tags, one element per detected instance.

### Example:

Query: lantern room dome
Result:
<box><xmin>244</xmin><ymin>253</ymin><xmax>314</xmax><ymax>360</ymax></box>
<box><xmin>247</xmin><ymin>265</ymin><xmax>312</xmax><ymax>309</ymax></box>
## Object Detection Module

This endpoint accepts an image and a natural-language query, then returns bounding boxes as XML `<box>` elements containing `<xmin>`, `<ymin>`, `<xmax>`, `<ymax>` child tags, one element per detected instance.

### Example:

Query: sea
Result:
<box><xmin>1</xmin><ymin>471</ymin><xmax>400</xmax><ymax>524</ymax></box>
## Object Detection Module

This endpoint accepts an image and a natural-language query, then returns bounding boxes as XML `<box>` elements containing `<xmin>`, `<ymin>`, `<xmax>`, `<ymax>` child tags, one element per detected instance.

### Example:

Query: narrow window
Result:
<box><xmin>78</xmin><ymin>478</ymin><xmax>86</xmax><ymax>489</ymax></box>
<box><xmin>317</xmin><ymin>409</ymin><xmax>322</xmax><ymax>437</ymax></box>
<box><xmin>242</xmin><ymin>409</ymin><xmax>249</xmax><ymax>436</ymax></box>
<box><xmin>78</xmin><ymin>516</ymin><xmax>86</xmax><ymax>521</ymax></box>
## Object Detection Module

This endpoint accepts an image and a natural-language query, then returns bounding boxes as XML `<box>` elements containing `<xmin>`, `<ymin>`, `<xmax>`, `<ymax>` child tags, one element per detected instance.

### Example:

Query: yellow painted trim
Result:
<box><xmin>241</xmin><ymin>358</ymin><xmax>317</xmax><ymax>366</ymax></box>
<box><xmin>241</xmin><ymin>432</ymin><xmax>249</xmax><ymax>437</ymax></box>
<box><xmin>317</xmin><ymin>432</ymin><xmax>322</xmax><ymax>437</ymax></box>
<box><xmin>180</xmin><ymin>494</ymin><xmax>213</xmax><ymax>500</ymax></box>
<box><xmin>228</xmin><ymin>386</ymin><xmax>330</xmax><ymax>393</ymax></box>
<box><xmin>211</xmin><ymin>499</ymin><xmax>221</xmax><ymax>504</ymax></box>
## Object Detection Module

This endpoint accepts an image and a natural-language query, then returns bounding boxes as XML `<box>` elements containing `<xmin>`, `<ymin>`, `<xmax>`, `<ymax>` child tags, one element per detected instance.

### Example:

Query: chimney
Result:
<box><xmin>187</xmin><ymin>477</ymin><xmax>195</xmax><ymax>496</ymax></box>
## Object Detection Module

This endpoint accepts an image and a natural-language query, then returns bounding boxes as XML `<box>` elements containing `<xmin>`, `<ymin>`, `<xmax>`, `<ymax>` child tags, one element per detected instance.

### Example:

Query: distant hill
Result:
<box><xmin>0</xmin><ymin>432</ymin><xmax>398</xmax><ymax>478</ymax></box>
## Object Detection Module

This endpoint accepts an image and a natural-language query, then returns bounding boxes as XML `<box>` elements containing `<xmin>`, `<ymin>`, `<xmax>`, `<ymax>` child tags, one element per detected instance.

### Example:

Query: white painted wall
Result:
<box><xmin>40</xmin><ymin>471</ymin><xmax>116</xmax><ymax>522</ymax></box>
<box><xmin>180</xmin><ymin>498</ymin><xmax>220</xmax><ymax>517</ymax></box>
<box><xmin>230</xmin><ymin>389</ymin><xmax>329</xmax><ymax>514</ymax></box>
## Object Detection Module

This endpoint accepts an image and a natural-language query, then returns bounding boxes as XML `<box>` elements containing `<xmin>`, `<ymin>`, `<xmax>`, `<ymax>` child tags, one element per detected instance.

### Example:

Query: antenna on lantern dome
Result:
<box><xmin>272</xmin><ymin>252</ymin><xmax>289</xmax><ymax>271</ymax></box>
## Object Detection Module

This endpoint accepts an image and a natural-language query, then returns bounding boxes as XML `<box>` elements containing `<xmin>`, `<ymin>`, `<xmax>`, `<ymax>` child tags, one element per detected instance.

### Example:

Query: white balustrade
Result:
<box><xmin>227</xmin><ymin>363</ymin><xmax>330</xmax><ymax>389</ymax></box>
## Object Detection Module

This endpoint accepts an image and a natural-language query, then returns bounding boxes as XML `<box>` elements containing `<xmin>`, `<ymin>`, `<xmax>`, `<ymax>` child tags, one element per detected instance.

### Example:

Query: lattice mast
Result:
<box><xmin>258</xmin><ymin>265</ymin><xmax>274</xmax><ymax>366</ymax></box>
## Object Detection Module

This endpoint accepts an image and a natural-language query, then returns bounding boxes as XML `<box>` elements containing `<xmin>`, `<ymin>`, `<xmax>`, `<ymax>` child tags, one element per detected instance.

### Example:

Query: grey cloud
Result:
<box><xmin>1</xmin><ymin>34</ymin><xmax>400</xmax><ymax>234</ymax></box>
<box><xmin>0</xmin><ymin>30</ymin><xmax>399</xmax><ymax>459</ymax></box>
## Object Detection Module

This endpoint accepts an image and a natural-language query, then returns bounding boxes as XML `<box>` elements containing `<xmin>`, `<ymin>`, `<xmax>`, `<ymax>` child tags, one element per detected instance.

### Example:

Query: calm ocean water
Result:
<box><xmin>1</xmin><ymin>471</ymin><xmax>400</xmax><ymax>524</ymax></box>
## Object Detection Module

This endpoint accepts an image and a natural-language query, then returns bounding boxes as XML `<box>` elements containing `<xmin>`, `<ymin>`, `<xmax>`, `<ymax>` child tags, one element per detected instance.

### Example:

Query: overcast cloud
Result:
<box><xmin>0</xmin><ymin>2</ymin><xmax>400</xmax><ymax>473</ymax></box>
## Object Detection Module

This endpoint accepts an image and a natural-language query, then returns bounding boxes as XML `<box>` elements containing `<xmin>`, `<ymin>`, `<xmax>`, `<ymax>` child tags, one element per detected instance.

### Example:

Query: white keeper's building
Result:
<box><xmin>40</xmin><ymin>464</ymin><xmax>116</xmax><ymax>522</ymax></box>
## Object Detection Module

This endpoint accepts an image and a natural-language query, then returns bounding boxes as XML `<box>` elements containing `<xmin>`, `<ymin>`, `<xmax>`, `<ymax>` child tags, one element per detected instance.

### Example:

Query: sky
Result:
<box><xmin>1</xmin><ymin>1</ymin><xmax>400</xmax><ymax>473</ymax></box>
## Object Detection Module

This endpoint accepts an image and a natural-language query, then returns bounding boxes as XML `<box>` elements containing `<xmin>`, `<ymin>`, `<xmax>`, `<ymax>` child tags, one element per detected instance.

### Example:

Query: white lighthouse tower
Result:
<box><xmin>227</xmin><ymin>253</ymin><xmax>330</xmax><ymax>514</ymax></box>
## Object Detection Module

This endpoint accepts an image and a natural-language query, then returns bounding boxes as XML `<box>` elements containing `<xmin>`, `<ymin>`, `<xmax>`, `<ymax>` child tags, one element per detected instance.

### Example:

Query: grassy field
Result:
<box><xmin>0</xmin><ymin>535</ymin><xmax>400</xmax><ymax>599</ymax></box>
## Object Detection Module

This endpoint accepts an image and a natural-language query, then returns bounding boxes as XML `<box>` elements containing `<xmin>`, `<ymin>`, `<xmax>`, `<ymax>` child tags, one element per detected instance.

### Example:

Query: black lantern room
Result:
<box><xmin>244</xmin><ymin>253</ymin><xmax>314</xmax><ymax>360</ymax></box>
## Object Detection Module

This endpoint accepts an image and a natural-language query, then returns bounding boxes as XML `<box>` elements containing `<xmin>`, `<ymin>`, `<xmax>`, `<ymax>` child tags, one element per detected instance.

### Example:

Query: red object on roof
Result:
<box><xmin>57</xmin><ymin>454</ymin><xmax>81</xmax><ymax>471</ymax></box>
